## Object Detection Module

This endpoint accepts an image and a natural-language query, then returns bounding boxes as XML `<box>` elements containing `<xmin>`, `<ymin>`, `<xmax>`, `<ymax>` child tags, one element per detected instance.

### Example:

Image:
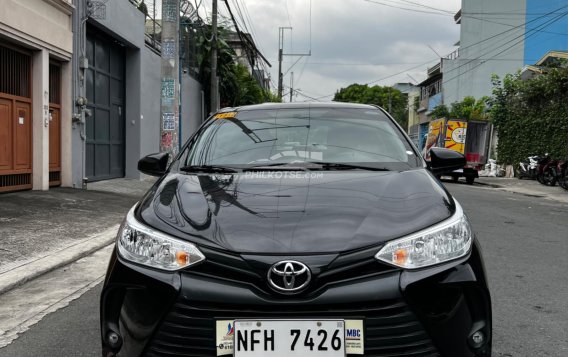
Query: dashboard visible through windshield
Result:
<box><xmin>182</xmin><ymin>107</ymin><xmax>421</xmax><ymax>171</ymax></box>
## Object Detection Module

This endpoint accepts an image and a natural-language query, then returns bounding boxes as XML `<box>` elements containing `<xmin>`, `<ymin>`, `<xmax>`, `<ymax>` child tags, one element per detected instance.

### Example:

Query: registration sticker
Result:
<box><xmin>345</xmin><ymin>320</ymin><xmax>364</xmax><ymax>355</ymax></box>
<box><xmin>216</xmin><ymin>320</ymin><xmax>235</xmax><ymax>356</ymax></box>
<box><xmin>214</xmin><ymin>112</ymin><xmax>237</xmax><ymax>119</ymax></box>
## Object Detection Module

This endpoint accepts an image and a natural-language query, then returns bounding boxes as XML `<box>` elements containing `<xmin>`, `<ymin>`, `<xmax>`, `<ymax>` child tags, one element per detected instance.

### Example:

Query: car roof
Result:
<box><xmin>217</xmin><ymin>102</ymin><xmax>383</xmax><ymax>113</ymax></box>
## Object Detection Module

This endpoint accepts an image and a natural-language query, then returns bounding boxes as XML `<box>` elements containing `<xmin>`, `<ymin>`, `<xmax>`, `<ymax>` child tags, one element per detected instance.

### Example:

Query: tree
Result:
<box><xmin>490</xmin><ymin>68</ymin><xmax>568</xmax><ymax>165</ymax></box>
<box><xmin>195</xmin><ymin>22</ymin><xmax>279</xmax><ymax>113</ymax></box>
<box><xmin>449</xmin><ymin>96</ymin><xmax>490</xmax><ymax>121</ymax></box>
<box><xmin>431</xmin><ymin>104</ymin><xmax>450</xmax><ymax>119</ymax></box>
<box><xmin>333</xmin><ymin>84</ymin><xmax>408</xmax><ymax>127</ymax></box>
<box><xmin>431</xmin><ymin>96</ymin><xmax>490</xmax><ymax>121</ymax></box>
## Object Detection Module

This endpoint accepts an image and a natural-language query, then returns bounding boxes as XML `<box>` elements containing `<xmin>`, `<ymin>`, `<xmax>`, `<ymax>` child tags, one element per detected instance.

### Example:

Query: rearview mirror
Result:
<box><xmin>138</xmin><ymin>152</ymin><xmax>170</xmax><ymax>177</ymax></box>
<box><xmin>428</xmin><ymin>147</ymin><xmax>466</xmax><ymax>176</ymax></box>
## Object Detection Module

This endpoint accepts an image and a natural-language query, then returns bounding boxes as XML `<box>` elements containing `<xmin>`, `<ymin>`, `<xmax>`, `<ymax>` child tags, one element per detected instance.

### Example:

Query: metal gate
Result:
<box><xmin>85</xmin><ymin>30</ymin><xmax>125</xmax><ymax>181</ymax></box>
<box><xmin>0</xmin><ymin>44</ymin><xmax>32</xmax><ymax>192</ymax></box>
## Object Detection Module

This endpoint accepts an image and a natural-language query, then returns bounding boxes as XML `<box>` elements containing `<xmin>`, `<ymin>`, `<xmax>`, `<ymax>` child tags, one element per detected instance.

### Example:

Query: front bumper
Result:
<box><xmin>100</xmin><ymin>240</ymin><xmax>491</xmax><ymax>357</ymax></box>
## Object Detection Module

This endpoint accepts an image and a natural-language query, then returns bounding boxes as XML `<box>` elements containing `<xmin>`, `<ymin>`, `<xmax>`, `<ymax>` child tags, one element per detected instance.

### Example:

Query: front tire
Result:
<box><xmin>466</xmin><ymin>176</ymin><xmax>475</xmax><ymax>185</ymax></box>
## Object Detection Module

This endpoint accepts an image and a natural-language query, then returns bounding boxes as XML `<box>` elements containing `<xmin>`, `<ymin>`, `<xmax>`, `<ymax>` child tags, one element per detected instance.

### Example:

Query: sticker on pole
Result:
<box><xmin>162</xmin><ymin>39</ymin><xmax>176</xmax><ymax>59</ymax></box>
<box><xmin>161</xmin><ymin>79</ymin><xmax>175</xmax><ymax>99</ymax></box>
<box><xmin>162</xmin><ymin>112</ymin><xmax>176</xmax><ymax>131</ymax></box>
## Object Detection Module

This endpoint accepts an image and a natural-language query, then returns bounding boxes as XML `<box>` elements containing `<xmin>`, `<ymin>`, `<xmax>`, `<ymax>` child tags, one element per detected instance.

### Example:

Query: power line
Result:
<box><xmin>312</xmin><ymin>58</ymin><xmax>440</xmax><ymax>101</ymax></box>
<box><xmin>239</xmin><ymin>0</ymin><xmax>267</xmax><ymax>55</ymax></box>
<box><xmin>443</xmin><ymin>9</ymin><xmax>568</xmax><ymax>79</ymax></box>
<box><xmin>294</xmin><ymin>6</ymin><xmax>567</xmax><ymax>102</ymax></box>
<box><xmin>447</xmin><ymin>6</ymin><xmax>568</xmax><ymax>59</ymax></box>
<box><xmin>363</xmin><ymin>0</ymin><xmax>452</xmax><ymax>16</ymax></box>
<box><xmin>442</xmin><ymin>11</ymin><xmax>568</xmax><ymax>85</ymax></box>
<box><xmin>284</xmin><ymin>0</ymin><xmax>292</xmax><ymax>27</ymax></box>
<box><xmin>396</xmin><ymin>0</ymin><xmax>454</xmax><ymax>14</ymax></box>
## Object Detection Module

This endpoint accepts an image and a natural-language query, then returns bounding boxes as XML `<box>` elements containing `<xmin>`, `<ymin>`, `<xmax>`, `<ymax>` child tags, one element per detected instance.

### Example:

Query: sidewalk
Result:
<box><xmin>1</xmin><ymin>175</ymin><xmax>564</xmax><ymax>296</ymax></box>
<box><xmin>0</xmin><ymin>178</ymin><xmax>155</xmax><ymax>295</ymax></box>
<box><xmin>475</xmin><ymin>176</ymin><xmax>568</xmax><ymax>204</ymax></box>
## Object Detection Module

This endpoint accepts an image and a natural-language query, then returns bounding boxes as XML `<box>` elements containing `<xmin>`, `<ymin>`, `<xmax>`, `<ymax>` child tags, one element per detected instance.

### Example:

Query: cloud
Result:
<box><xmin>216</xmin><ymin>0</ymin><xmax>461</xmax><ymax>100</ymax></box>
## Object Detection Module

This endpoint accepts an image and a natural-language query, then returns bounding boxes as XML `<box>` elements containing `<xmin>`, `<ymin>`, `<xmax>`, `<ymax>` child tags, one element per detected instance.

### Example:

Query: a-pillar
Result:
<box><xmin>32</xmin><ymin>49</ymin><xmax>49</xmax><ymax>190</ymax></box>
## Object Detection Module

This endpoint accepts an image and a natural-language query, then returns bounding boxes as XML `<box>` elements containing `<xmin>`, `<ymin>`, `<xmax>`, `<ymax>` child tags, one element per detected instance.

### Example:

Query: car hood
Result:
<box><xmin>138</xmin><ymin>170</ymin><xmax>454</xmax><ymax>254</ymax></box>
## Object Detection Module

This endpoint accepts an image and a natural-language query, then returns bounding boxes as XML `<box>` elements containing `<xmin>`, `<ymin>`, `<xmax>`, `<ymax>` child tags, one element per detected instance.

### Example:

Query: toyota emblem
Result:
<box><xmin>268</xmin><ymin>260</ymin><xmax>311</xmax><ymax>293</ymax></box>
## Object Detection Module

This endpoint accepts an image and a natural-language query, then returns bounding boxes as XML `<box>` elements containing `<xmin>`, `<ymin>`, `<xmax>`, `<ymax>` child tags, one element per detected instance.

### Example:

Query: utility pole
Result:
<box><xmin>160</xmin><ymin>0</ymin><xmax>180</xmax><ymax>155</ymax></box>
<box><xmin>278</xmin><ymin>27</ymin><xmax>310</xmax><ymax>102</ymax></box>
<box><xmin>289</xmin><ymin>72</ymin><xmax>294</xmax><ymax>102</ymax></box>
<box><xmin>210</xmin><ymin>0</ymin><xmax>219</xmax><ymax>112</ymax></box>
<box><xmin>277</xmin><ymin>27</ymin><xmax>290</xmax><ymax>101</ymax></box>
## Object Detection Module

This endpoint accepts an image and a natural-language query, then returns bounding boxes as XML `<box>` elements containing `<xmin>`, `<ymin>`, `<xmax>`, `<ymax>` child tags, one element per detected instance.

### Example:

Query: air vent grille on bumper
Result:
<box><xmin>144</xmin><ymin>298</ymin><xmax>440</xmax><ymax>357</ymax></box>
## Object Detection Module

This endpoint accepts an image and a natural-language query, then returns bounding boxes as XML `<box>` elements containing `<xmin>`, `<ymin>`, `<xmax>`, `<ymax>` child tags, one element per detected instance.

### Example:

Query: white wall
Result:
<box><xmin>442</xmin><ymin>0</ymin><xmax>526</xmax><ymax>105</ymax></box>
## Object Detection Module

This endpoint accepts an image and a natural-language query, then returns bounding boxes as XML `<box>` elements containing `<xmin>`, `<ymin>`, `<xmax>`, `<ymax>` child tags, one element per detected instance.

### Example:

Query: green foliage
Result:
<box><xmin>431</xmin><ymin>104</ymin><xmax>450</xmax><ymax>119</ymax></box>
<box><xmin>196</xmin><ymin>23</ymin><xmax>277</xmax><ymax>112</ymax></box>
<box><xmin>490</xmin><ymin>68</ymin><xmax>568</xmax><ymax>165</ymax></box>
<box><xmin>223</xmin><ymin>63</ymin><xmax>271</xmax><ymax>107</ymax></box>
<box><xmin>431</xmin><ymin>96</ymin><xmax>490</xmax><ymax>120</ymax></box>
<box><xmin>450</xmin><ymin>96</ymin><xmax>490</xmax><ymax>121</ymax></box>
<box><xmin>333</xmin><ymin>84</ymin><xmax>408</xmax><ymax>127</ymax></box>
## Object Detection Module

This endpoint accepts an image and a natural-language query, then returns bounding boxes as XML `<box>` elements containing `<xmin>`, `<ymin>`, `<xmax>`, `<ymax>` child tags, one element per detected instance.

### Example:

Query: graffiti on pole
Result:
<box><xmin>163</xmin><ymin>1</ymin><xmax>178</xmax><ymax>22</ymax></box>
<box><xmin>161</xmin><ymin>132</ymin><xmax>173</xmax><ymax>148</ymax></box>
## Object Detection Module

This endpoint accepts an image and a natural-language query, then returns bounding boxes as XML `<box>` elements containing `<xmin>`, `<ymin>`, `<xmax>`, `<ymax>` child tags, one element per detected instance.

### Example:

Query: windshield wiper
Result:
<box><xmin>307</xmin><ymin>162</ymin><xmax>391</xmax><ymax>171</ymax></box>
<box><xmin>180</xmin><ymin>165</ymin><xmax>238</xmax><ymax>173</ymax></box>
<box><xmin>243</xmin><ymin>162</ymin><xmax>308</xmax><ymax>171</ymax></box>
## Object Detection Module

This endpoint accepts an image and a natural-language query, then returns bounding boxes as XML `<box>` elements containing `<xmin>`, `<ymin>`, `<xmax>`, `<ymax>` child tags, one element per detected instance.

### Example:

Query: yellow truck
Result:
<box><xmin>422</xmin><ymin>118</ymin><xmax>492</xmax><ymax>184</ymax></box>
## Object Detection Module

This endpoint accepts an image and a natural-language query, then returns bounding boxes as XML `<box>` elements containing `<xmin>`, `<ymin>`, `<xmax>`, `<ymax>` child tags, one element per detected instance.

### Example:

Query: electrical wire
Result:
<box><xmin>284</xmin><ymin>0</ymin><xmax>292</xmax><ymax>27</ymax></box>
<box><xmin>364</xmin><ymin>0</ymin><xmax>454</xmax><ymax>16</ymax></box>
<box><xmin>442</xmin><ymin>9</ymin><xmax>568</xmax><ymax>79</ymax></box>
<box><xmin>442</xmin><ymin>11</ymin><xmax>568</xmax><ymax>85</ymax></box>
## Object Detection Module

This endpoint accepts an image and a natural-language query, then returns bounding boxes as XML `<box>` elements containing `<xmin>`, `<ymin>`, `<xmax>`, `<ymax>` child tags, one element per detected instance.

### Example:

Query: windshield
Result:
<box><xmin>182</xmin><ymin>107</ymin><xmax>421</xmax><ymax>170</ymax></box>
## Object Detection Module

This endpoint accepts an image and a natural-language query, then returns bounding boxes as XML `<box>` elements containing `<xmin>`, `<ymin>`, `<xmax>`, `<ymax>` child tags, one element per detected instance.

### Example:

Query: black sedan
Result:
<box><xmin>100</xmin><ymin>102</ymin><xmax>491</xmax><ymax>357</ymax></box>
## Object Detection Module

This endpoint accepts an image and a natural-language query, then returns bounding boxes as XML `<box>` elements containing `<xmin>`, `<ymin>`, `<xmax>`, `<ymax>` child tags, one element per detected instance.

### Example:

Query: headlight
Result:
<box><xmin>117</xmin><ymin>205</ymin><xmax>205</xmax><ymax>271</ymax></box>
<box><xmin>375</xmin><ymin>201</ymin><xmax>472</xmax><ymax>269</ymax></box>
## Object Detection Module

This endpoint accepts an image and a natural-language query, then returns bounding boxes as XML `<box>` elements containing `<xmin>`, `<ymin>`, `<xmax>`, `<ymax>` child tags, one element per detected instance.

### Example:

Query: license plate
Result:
<box><xmin>233</xmin><ymin>320</ymin><xmax>345</xmax><ymax>357</ymax></box>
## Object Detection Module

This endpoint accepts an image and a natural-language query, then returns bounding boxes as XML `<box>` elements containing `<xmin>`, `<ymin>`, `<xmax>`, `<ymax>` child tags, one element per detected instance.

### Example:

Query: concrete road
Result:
<box><xmin>0</xmin><ymin>182</ymin><xmax>567</xmax><ymax>357</ymax></box>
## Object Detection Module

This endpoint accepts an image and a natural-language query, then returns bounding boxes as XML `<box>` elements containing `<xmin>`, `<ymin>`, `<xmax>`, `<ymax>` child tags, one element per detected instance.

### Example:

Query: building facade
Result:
<box><xmin>72</xmin><ymin>0</ymin><xmax>204</xmax><ymax>187</ymax></box>
<box><xmin>1</xmin><ymin>0</ymin><xmax>206</xmax><ymax>193</ymax></box>
<box><xmin>0</xmin><ymin>0</ymin><xmax>74</xmax><ymax>192</ymax></box>
<box><xmin>442</xmin><ymin>0</ymin><xmax>568</xmax><ymax>105</ymax></box>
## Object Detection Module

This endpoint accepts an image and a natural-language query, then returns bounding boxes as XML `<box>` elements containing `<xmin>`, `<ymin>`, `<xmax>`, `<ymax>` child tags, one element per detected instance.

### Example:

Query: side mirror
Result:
<box><xmin>429</xmin><ymin>147</ymin><xmax>466</xmax><ymax>175</ymax></box>
<box><xmin>138</xmin><ymin>152</ymin><xmax>170</xmax><ymax>177</ymax></box>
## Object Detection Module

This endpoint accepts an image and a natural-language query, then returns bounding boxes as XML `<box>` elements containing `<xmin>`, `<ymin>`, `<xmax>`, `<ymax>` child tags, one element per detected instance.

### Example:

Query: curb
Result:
<box><xmin>474</xmin><ymin>181</ymin><xmax>504</xmax><ymax>189</ymax></box>
<box><xmin>0</xmin><ymin>225</ymin><xmax>119</xmax><ymax>296</ymax></box>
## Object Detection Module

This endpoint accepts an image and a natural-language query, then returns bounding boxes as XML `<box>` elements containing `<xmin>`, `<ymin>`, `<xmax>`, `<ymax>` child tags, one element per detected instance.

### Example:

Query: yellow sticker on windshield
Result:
<box><xmin>214</xmin><ymin>112</ymin><xmax>237</xmax><ymax>119</ymax></box>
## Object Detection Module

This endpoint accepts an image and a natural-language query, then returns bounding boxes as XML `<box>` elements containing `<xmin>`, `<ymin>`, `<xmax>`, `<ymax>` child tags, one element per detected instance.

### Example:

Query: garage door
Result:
<box><xmin>85</xmin><ymin>30</ymin><xmax>125</xmax><ymax>181</ymax></box>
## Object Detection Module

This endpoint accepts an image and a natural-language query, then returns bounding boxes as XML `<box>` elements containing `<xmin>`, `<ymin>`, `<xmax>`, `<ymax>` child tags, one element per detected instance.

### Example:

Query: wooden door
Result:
<box><xmin>0</xmin><ymin>98</ymin><xmax>32</xmax><ymax>192</ymax></box>
<box><xmin>0</xmin><ymin>43</ymin><xmax>32</xmax><ymax>192</ymax></box>
<box><xmin>0</xmin><ymin>98</ymin><xmax>13</xmax><ymax>172</ymax></box>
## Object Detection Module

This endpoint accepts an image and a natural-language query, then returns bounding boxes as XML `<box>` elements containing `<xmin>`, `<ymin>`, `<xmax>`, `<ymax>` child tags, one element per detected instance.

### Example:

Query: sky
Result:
<box><xmin>198</xmin><ymin>0</ymin><xmax>462</xmax><ymax>102</ymax></box>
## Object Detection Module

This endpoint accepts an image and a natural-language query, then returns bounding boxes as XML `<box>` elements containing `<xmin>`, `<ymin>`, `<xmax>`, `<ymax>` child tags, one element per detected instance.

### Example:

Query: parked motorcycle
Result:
<box><xmin>518</xmin><ymin>155</ymin><xmax>541</xmax><ymax>180</ymax></box>
<box><xmin>555</xmin><ymin>159</ymin><xmax>568</xmax><ymax>190</ymax></box>
<box><xmin>536</xmin><ymin>154</ymin><xmax>557</xmax><ymax>186</ymax></box>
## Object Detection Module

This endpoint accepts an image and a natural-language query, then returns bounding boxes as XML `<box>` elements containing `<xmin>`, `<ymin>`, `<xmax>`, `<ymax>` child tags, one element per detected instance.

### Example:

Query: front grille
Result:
<box><xmin>190</xmin><ymin>246</ymin><xmax>397</xmax><ymax>298</ymax></box>
<box><xmin>145</xmin><ymin>297</ymin><xmax>439</xmax><ymax>357</ymax></box>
